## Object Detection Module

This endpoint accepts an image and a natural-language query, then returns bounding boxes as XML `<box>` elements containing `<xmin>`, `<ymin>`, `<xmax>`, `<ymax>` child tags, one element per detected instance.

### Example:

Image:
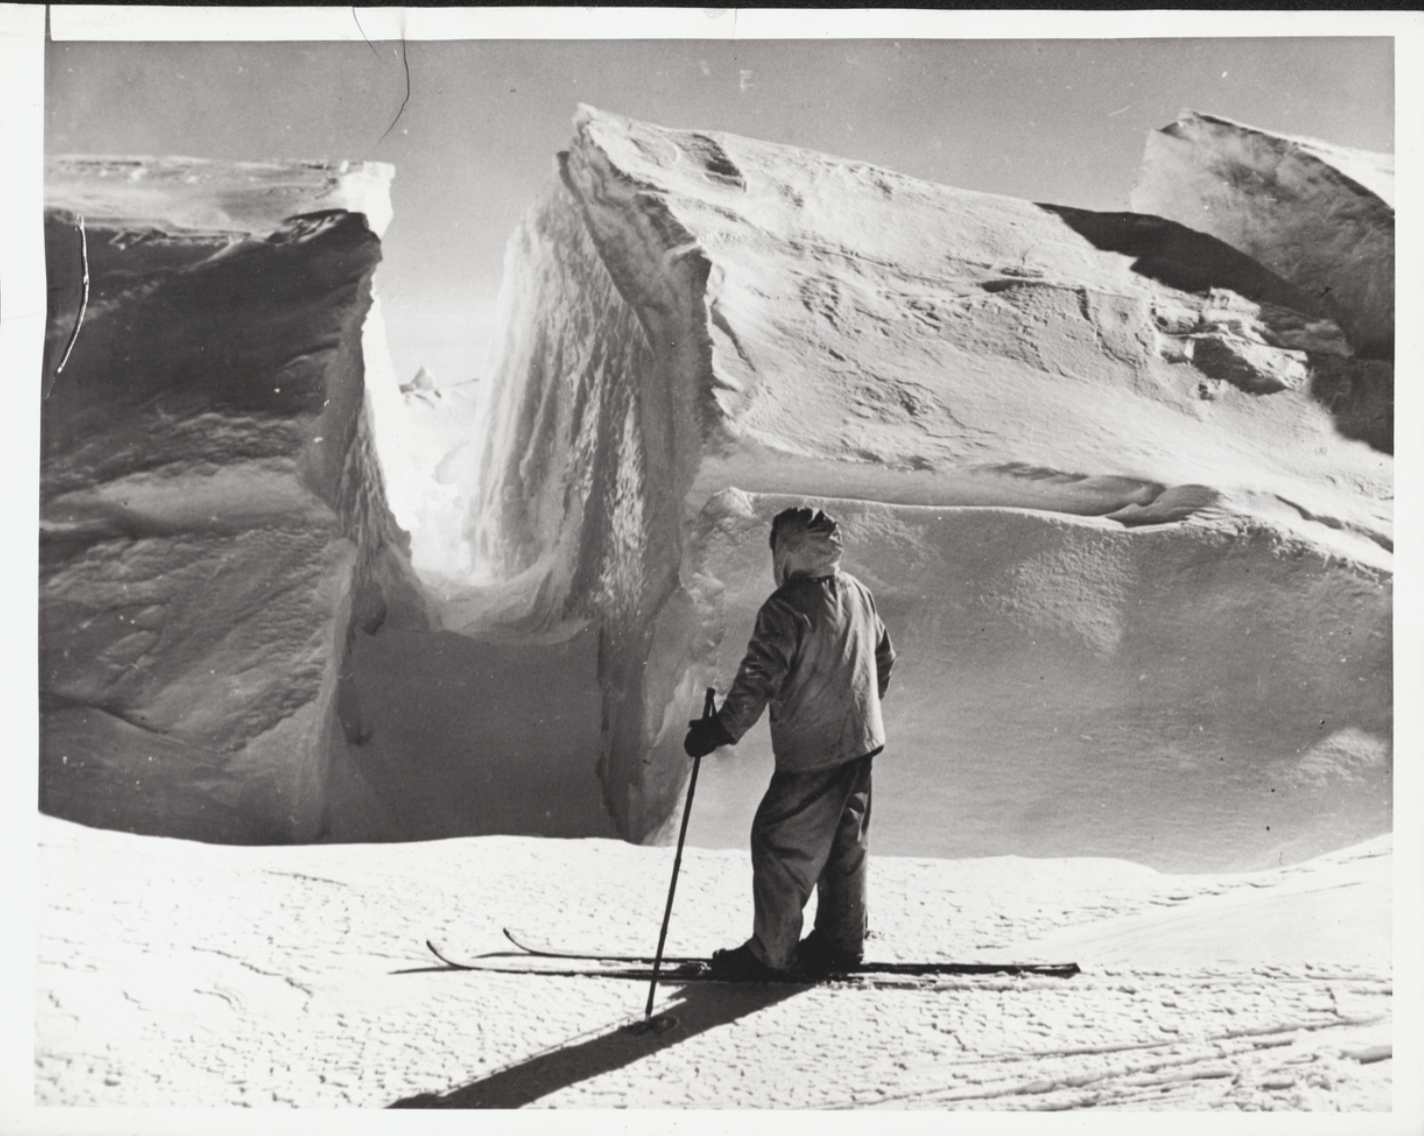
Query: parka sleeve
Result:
<box><xmin>715</xmin><ymin>594</ymin><xmax>803</xmax><ymax>743</ymax></box>
<box><xmin>875</xmin><ymin>620</ymin><xmax>896</xmax><ymax>698</ymax></box>
<box><xmin>861</xmin><ymin>581</ymin><xmax>895</xmax><ymax>699</ymax></box>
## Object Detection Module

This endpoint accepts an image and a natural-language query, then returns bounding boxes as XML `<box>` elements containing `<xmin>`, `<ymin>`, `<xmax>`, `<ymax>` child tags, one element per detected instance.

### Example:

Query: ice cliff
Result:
<box><xmin>39</xmin><ymin>157</ymin><xmax>425</xmax><ymax>842</ymax></box>
<box><xmin>39</xmin><ymin>107</ymin><xmax>1392</xmax><ymax>870</ymax></box>
<box><xmin>1131</xmin><ymin>110</ymin><xmax>1394</xmax><ymax>362</ymax></box>
<box><xmin>443</xmin><ymin>107</ymin><xmax>1390</xmax><ymax>864</ymax></box>
<box><xmin>40</xmin><ymin>157</ymin><xmax>620</xmax><ymax>846</ymax></box>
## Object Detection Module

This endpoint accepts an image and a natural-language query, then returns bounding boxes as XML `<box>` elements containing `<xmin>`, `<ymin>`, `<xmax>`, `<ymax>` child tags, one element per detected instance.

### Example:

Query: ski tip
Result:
<box><xmin>426</xmin><ymin>940</ymin><xmax>470</xmax><ymax>970</ymax></box>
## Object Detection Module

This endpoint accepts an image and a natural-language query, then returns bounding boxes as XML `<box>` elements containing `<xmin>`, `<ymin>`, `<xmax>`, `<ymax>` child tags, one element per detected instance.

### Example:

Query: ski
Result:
<box><xmin>503</xmin><ymin>927</ymin><xmax>1079</xmax><ymax>978</ymax></box>
<box><xmin>429</xmin><ymin>936</ymin><xmax>1080</xmax><ymax>980</ymax></box>
<box><xmin>502</xmin><ymin>927</ymin><xmax>702</xmax><ymax>966</ymax></box>
<box><xmin>427</xmin><ymin>943</ymin><xmax>715</xmax><ymax>981</ymax></box>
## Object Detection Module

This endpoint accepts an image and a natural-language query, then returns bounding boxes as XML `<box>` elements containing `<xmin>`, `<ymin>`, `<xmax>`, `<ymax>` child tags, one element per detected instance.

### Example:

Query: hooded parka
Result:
<box><xmin>717</xmin><ymin>510</ymin><xmax>895</xmax><ymax>772</ymax></box>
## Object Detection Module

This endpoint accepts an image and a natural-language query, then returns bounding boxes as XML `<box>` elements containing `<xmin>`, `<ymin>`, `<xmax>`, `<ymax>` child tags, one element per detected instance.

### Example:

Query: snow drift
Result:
<box><xmin>431</xmin><ymin>106</ymin><xmax>1390</xmax><ymax>866</ymax></box>
<box><xmin>682</xmin><ymin>491</ymin><xmax>1389</xmax><ymax>872</ymax></box>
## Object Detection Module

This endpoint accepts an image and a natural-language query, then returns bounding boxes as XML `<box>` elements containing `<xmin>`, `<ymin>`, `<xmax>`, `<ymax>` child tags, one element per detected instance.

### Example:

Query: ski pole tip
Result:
<box><xmin>622</xmin><ymin>1014</ymin><xmax>679</xmax><ymax>1036</ymax></box>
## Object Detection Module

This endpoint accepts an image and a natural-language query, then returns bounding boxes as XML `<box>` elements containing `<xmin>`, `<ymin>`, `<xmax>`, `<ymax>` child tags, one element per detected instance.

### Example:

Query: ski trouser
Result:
<box><xmin>746</xmin><ymin>750</ymin><xmax>875</xmax><ymax>971</ymax></box>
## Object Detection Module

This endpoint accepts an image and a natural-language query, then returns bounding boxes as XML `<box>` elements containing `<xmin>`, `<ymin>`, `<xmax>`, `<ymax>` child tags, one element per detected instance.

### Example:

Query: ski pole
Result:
<box><xmin>644</xmin><ymin>685</ymin><xmax>715</xmax><ymax>1020</ymax></box>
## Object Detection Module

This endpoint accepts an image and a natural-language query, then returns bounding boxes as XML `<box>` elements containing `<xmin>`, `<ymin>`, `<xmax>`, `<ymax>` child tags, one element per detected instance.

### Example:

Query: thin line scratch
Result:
<box><xmin>53</xmin><ymin>213</ymin><xmax>89</xmax><ymax>385</ymax></box>
<box><xmin>351</xmin><ymin>7</ymin><xmax>379</xmax><ymax>58</ymax></box>
<box><xmin>378</xmin><ymin>33</ymin><xmax>412</xmax><ymax>145</ymax></box>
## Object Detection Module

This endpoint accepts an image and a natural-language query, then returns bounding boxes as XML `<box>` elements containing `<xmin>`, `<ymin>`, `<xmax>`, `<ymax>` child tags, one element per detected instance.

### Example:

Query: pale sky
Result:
<box><xmin>45</xmin><ymin>34</ymin><xmax>1394</xmax><ymax>387</ymax></box>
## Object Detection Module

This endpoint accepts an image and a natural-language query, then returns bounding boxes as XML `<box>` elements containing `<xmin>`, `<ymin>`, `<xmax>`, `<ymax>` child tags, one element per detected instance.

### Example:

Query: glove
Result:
<box><xmin>683</xmin><ymin>712</ymin><xmax>734</xmax><ymax>759</ymax></box>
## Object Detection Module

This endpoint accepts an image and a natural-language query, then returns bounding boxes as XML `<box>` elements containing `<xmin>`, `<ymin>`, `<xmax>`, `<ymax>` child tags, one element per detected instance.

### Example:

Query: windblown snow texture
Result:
<box><xmin>686</xmin><ymin>490</ymin><xmax>1389</xmax><ymax>872</ymax></box>
<box><xmin>462</xmin><ymin>106</ymin><xmax>1390</xmax><ymax>863</ymax></box>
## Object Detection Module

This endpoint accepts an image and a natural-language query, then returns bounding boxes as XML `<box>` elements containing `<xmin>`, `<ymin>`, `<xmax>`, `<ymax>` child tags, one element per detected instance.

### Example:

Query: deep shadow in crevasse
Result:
<box><xmin>1306</xmin><ymin>355</ymin><xmax>1392</xmax><ymax>455</ymax></box>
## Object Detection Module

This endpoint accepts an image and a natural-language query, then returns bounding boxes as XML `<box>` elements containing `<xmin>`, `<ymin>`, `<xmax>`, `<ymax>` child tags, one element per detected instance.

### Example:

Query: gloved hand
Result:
<box><xmin>683</xmin><ymin>712</ymin><xmax>734</xmax><ymax>759</ymax></box>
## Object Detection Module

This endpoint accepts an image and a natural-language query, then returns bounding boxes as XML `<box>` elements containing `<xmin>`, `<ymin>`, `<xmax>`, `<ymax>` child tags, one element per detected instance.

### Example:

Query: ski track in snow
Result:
<box><xmin>34</xmin><ymin>816</ymin><xmax>1391</xmax><ymax>1110</ymax></box>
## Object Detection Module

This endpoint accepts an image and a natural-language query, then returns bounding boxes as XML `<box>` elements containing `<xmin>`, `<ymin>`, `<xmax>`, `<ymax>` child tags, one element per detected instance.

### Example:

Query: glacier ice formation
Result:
<box><xmin>447</xmin><ymin>106</ymin><xmax>1391</xmax><ymax>865</ymax></box>
<box><xmin>38</xmin><ymin>109</ymin><xmax>1392</xmax><ymax>870</ymax></box>
<box><xmin>39</xmin><ymin>157</ymin><xmax>422</xmax><ymax>841</ymax></box>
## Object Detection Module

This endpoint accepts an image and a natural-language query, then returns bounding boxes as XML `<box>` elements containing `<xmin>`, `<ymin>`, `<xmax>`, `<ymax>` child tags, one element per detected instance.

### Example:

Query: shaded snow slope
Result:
<box><xmin>39</xmin><ymin>158</ymin><xmax>429</xmax><ymax>843</ymax></box>
<box><xmin>444</xmin><ymin>107</ymin><xmax>1391</xmax><ymax>851</ymax></box>
<box><xmin>338</xmin><ymin>624</ymin><xmax>617</xmax><ymax>841</ymax></box>
<box><xmin>1131</xmin><ymin>111</ymin><xmax>1395</xmax><ymax>361</ymax></box>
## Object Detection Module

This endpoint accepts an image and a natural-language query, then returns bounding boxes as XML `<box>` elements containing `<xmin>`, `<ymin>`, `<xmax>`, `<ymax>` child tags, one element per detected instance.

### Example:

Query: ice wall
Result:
<box><xmin>41</xmin><ymin>110</ymin><xmax>1391</xmax><ymax>867</ymax></box>
<box><xmin>40</xmin><ymin>156</ymin><xmax>622</xmax><ymax>847</ymax></box>
<box><xmin>39</xmin><ymin>157</ymin><xmax>424</xmax><ymax>842</ymax></box>
<box><xmin>469</xmin><ymin>107</ymin><xmax>1391</xmax><ymax>862</ymax></box>
<box><xmin>426</xmin><ymin>143</ymin><xmax>709</xmax><ymax>836</ymax></box>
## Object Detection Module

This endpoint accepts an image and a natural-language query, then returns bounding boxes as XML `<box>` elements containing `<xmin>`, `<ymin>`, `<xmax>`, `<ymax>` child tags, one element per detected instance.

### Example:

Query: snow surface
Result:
<box><xmin>34</xmin><ymin>815</ymin><xmax>1392</xmax><ymax>1109</ymax></box>
<box><xmin>44</xmin><ymin>154</ymin><xmax>395</xmax><ymax>238</ymax></box>
<box><xmin>681</xmin><ymin>491</ymin><xmax>1390</xmax><ymax>873</ymax></box>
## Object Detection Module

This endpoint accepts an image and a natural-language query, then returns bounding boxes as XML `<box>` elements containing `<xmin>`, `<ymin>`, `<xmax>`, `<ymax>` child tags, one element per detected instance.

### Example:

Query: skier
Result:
<box><xmin>684</xmin><ymin>506</ymin><xmax>895</xmax><ymax>980</ymax></box>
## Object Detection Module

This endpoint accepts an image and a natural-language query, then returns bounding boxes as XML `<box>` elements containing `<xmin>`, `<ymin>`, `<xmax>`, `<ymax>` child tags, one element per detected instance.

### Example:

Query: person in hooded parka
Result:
<box><xmin>684</xmin><ymin>506</ymin><xmax>896</xmax><ymax>980</ymax></box>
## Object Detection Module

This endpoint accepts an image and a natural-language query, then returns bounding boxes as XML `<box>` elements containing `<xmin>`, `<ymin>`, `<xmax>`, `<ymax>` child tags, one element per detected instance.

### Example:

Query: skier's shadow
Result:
<box><xmin>387</xmin><ymin>980</ymin><xmax>804</xmax><ymax>1109</ymax></box>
